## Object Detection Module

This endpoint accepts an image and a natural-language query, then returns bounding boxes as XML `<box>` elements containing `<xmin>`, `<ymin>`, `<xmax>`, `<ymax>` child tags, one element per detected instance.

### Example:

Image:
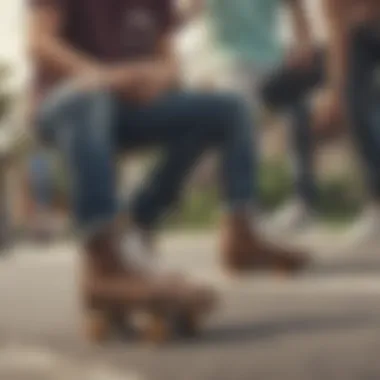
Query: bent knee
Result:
<box><xmin>37</xmin><ymin>87</ymin><xmax>113</xmax><ymax>142</ymax></box>
<box><xmin>204</xmin><ymin>93</ymin><xmax>252</xmax><ymax>137</ymax></box>
<box><xmin>209</xmin><ymin>93</ymin><xmax>249</xmax><ymax>117</ymax></box>
<box><xmin>41</xmin><ymin>86</ymin><xmax>111</xmax><ymax>122</ymax></box>
<box><xmin>195</xmin><ymin>92</ymin><xmax>248</xmax><ymax>124</ymax></box>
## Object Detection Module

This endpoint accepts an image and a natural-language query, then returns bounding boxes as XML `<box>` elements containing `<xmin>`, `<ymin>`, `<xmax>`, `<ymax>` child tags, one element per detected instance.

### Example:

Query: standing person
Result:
<box><xmin>318</xmin><ymin>0</ymin><xmax>380</xmax><ymax>243</ymax></box>
<box><xmin>28</xmin><ymin>0</ymin><xmax>308</xmax><ymax>322</ymax></box>
<box><xmin>204</xmin><ymin>0</ymin><xmax>320</xmax><ymax>231</ymax></box>
<box><xmin>261</xmin><ymin>0</ymin><xmax>380</xmax><ymax>243</ymax></box>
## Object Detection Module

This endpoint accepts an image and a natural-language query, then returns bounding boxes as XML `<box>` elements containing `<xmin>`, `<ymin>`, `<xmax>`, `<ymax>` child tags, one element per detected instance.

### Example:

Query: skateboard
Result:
<box><xmin>85</xmin><ymin>307</ymin><xmax>205</xmax><ymax>344</ymax></box>
<box><xmin>83</xmin><ymin>284</ymin><xmax>217</xmax><ymax>344</ymax></box>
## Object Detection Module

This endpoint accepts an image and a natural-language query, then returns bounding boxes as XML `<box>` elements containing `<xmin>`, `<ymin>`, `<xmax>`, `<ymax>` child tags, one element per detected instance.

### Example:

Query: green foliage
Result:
<box><xmin>166</xmin><ymin>187</ymin><xmax>221</xmax><ymax>230</ymax></box>
<box><xmin>259</xmin><ymin>159</ymin><xmax>293</xmax><ymax>210</ymax></box>
<box><xmin>317</xmin><ymin>174</ymin><xmax>362</xmax><ymax>223</ymax></box>
<box><xmin>166</xmin><ymin>158</ymin><xmax>364</xmax><ymax>229</ymax></box>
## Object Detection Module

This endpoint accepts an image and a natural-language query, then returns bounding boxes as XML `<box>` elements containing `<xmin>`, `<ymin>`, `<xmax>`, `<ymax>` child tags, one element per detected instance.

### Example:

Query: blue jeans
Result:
<box><xmin>261</xmin><ymin>51</ymin><xmax>324</xmax><ymax>209</ymax></box>
<box><xmin>37</xmin><ymin>89</ymin><xmax>256</xmax><ymax>232</ymax></box>
<box><xmin>263</xmin><ymin>34</ymin><xmax>380</xmax><ymax>203</ymax></box>
<box><xmin>28</xmin><ymin>150</ymin><xmax>54</xmax><ymax>211</ymax></box>
<box><xmin>288</xmin><ymin>100</ymin><xmax>316</xmax><ymax>207</ymax></box>
<box><xmin>346</xmin><ymin>26</ymin><xmax>380</xmax><ymax>199</ymax></box>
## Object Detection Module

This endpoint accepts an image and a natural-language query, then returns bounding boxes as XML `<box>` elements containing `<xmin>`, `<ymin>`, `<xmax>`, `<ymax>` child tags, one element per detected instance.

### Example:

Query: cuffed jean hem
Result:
<box><xmin>75</xmin><ymin>213</ymin><xmax>119</xmax><ymax>242</ymax></box>
<box><xmin>127</xmin><ymin>203</ymin><xmax>162</xmax><ymax>231</ymax></box>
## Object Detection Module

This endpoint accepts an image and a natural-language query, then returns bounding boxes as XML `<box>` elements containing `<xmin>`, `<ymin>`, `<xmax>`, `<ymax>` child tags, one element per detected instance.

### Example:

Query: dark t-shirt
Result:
<box><xmin>29</xmin><ymin>0</ymin><xmax>175</xmax><ymax>98</ymax></box>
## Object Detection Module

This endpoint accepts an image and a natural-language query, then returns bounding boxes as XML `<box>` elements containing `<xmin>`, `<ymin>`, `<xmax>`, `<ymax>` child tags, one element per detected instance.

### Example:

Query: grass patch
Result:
<box><xmin>166</xmin><ymin>159</ymin><xmax>364</xmax><ymax>230</ymax></box>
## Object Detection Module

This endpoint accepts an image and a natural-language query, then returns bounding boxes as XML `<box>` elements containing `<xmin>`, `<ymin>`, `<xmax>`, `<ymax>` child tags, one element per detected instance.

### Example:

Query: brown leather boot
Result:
<box><xmin>220</xmin><ymin>213</ymin><xmax>309</xmax><ymax>274</ymax></box>
<box><xmin>82</xmin><ymin>223</ymin><xmax>217</xmax><ymax>342</ymax></box>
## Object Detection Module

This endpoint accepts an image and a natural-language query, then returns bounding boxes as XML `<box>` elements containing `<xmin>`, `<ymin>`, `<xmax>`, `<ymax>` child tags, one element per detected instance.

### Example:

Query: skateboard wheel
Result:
<box><xmin>142</xmin><ymin>311</ymin><xmax>201</xmax><ymax>343</ymax></box>
<box><xmin>143</xmin><ymin>314</ymin><xmax>171</xmax><ymax>343</ymax></box>
<box><xmin>275</xmin><ymin>260</ymin><xmax>304</xmax><ymax>277</ymax></box>
<box><xmin>108</xmin><ymin>310</ymin><xmax>132</xmax><ymax>339</ymax></box>
<box><xmin>84</xmin><ymin>310</ymin><xmax>110</xmax><ymax>343</ymax></box>
<box><xmin>175</xmin><ymin>311</ymin><xmax>200</xmax><ymax>337</ymax></box>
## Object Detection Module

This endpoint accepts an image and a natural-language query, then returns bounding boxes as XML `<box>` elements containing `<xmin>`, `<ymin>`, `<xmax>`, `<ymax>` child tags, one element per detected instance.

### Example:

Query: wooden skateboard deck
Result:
<box><xmin>83</xmin><ymin>278</ymin><xmax>217</xmax><ymax>344</ymax></box>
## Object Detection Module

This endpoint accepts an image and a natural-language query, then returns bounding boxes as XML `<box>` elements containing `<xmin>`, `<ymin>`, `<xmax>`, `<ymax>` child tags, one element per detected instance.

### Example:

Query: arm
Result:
<box><xmin>179</xmin><ymin>0</ymin><xmax>204</xmax><ymax>24</ymax></box>
<box><xmin>157</xmin><ymin>35</ymin><xmax>181</xmax><ymax>86</ymax></box>
<box><xmin>322</xmin><ymin>0</ymin><xmax>349</xmax><ymax>97</ymax></box>
<box><xmin>286</xmin><ymin>0</ymin><xmax>313</xmax><ymax>50</ymax></box>
<box><xmin>308</xmin><ymin>0</ymin><xmax>349</xmax><ymax>135</ymax></box>
<box><xmin>28</xmin><ymin>0</ymin><xmax>141</xmax><ymax>90</ymax></box>
<box><xmin>27</xmin><ymin>0</ymin><xmax>99</xmax><ymax>76</ymax></box>
<box><xmin>126</xmin><ymin>35</ymin><xmax>181</xmax><ymax>103</ymax></box>
<box><xmin>128</xmin><ymin>1</ymin><xmax>183</xmax><ymax>103</ymax></box>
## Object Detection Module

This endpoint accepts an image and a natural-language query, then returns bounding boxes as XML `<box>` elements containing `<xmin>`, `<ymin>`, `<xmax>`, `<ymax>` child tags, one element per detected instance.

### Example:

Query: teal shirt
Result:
<box><xmin>207</xmin><ymin>0</ymin><xmax>284</xmax><ymax>67</ymax></box>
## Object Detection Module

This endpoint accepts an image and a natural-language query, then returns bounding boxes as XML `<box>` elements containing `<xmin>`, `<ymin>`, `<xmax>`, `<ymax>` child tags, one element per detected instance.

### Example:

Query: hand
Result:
<box><xmin>69</xmin><ymin>63</ymin><xmax>141</xmax><ymax>93</ymax></box>
<box><xmin>68</xmin><ymin>61</ymin><xmax>176</xmax><ymax>102</ymax></box>
<box><xmin>42</xmin><ymin>65</ymin><xmax>114</xmax><ymax>110</ymax></box>
<box><xmin>313</xmin><ymin>89</ymin><xmax>346</xmax><ymax>139</ymax></box>
<box><xmin>285</xmin><ymin>45</ymin><xmax>316</xmax><ymax>70</ymax></box>
<box><xmin>68</xmin><ymin>65</ymin><xmax>112</xmax><ymax>92</ymax></box>
<box><xmin>126</xmin><ymin>62</ymin><xmax>177</xmax><ymax>104</ymax></box>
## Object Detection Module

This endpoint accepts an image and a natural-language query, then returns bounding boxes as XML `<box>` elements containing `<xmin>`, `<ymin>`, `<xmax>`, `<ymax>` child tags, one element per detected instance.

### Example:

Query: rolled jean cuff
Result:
<box><xmin>76</xmin><ymin>213</ymin><xmax>118</xmax><ymax>242</ymax></box>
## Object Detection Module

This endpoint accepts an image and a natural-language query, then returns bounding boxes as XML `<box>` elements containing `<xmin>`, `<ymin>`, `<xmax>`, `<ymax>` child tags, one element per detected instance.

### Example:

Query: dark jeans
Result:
<box><xmin>260</xmin><ymin>50</ymin><xmax>325</xmax><ymax>208</ymax></box>
<box><xmin>37</xmin><ymin>89</ymin><xmax>256</xmax><ymax>233</ymax></box>
<box><xmin>346</xmin><ymin>26</ymin><xmax>380</xmax><ymax>199</ymax></box>
<box><xmin>262</xmin><ymin>29</ymin><xmax>380</xmax><ymax>204</ymax></box>
<box><xmin>28</xmin><ymin>150</ymin><xmax>54</xmax><ymax>211</ymax></box>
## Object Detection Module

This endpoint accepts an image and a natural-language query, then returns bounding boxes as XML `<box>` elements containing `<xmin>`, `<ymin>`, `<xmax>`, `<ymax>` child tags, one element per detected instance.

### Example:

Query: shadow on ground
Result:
<box><xmin>150</xmin><ymin>312</ymin><xmax>380</xmax><ymax>348</ymax></box>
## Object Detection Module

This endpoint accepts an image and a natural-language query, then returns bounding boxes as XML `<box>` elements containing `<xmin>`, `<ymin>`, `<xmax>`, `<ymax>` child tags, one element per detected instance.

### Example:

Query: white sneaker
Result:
<box><xmin>268</xmin><ymin>199</ymin><xmax>314</xmax><ymax>233</ymax></box>
<box><xmin>120</xmin><ymin>228</ymin><xmax>158</xmax><ymax>274</ymax></box>
<box><xmin>343</xmin><ymin>205</ymin><xmax>380</xmax><ymax>247</ymax></box>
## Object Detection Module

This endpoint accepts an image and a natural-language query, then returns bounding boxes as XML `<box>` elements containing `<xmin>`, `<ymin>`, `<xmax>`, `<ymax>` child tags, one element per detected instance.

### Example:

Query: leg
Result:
<box><xmin>116</xmin><ymin>91</ymin><xmax>308</xmax><ymax>273</ymax></box>
<box><xmin>261</xmin><ymin>49</ymin><xmax>325</xmax><ymax>109</ymax></box>
<box><xmin>117</xmin><ymin>92</ymin><xmax>257</xmax><ymax>229</ymax></box>
<box><xmin>347</xmin><ymin>30</ymin><xmax>380</xmax><ymax>201</ymax></box>
<box><xmin>290</xmin><ymin>101</ymin><xmax>317</xmax><ymax>209</ymax></box>
<box><xmin>28</xmin><ymin>149</ymin><xmax>56</xmax><ymax>240</ymax></box>
<box><xmin>38</xmin><ymin>89</ymin><xmax>119</xmax><ymax>233</ymax></box>
<box><xmin>343</xmin><ymin>28</ymin><xmax>380</xmax><ymax>243</ymax></box>
<box><xmin>261</xmin><ymin>51</ymin><xmax>324</xmax><ymax>229</ymax></box>
<box><xmin>270</xmin><ymin>100</ymin><xmax>318</xmax><ymax>231</ymax></box>
<box><xmin>38</xmin><ymin>88</ymin><xmax>131</xmax><ymax>333</ymax></box>
<box><xmin>37</xmin><ymin>88</ymin><xmax>217</xmax><ymax>341</ymax></box>
<box><xmin>275</xmin><ymin>100</ymin><xmax>318</xmax><ymax>230</ymax></box>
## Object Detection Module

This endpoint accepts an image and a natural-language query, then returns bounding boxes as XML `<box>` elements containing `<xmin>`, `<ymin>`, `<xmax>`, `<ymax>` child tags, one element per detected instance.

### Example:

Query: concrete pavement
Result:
<box><xmin>0</xmin><ymin>232</ymin><xmax>380</xmax><ymax>380</ymax></box>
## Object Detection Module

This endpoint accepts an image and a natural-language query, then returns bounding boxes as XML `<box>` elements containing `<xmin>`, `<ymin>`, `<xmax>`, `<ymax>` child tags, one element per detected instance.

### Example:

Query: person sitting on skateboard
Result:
<box><xmin>28</xmin><ymin>0</ymin><xmax>308</xmax><ymax>328</ymax></box>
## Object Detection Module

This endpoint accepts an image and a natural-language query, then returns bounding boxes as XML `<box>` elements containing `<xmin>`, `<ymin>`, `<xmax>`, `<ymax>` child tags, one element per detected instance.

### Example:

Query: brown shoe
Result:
<box><xmin>83</xmin><ymin>225</ymin><xmax>215</xmax><ymax>303</ymax></box>
<box><xmin>220</xmin><ymin>213</ymin><xmax>309</xmax><ymax>274</ymax></box>
<box><xmin>82</xmin><ymin>223</ymin><xmax>217</xmax><ymax>342</ymax></box>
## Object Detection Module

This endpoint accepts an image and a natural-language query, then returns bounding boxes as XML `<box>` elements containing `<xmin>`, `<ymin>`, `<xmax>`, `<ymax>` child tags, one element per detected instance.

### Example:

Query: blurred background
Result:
<box><xmin>0</xmin><ymin>1</ymin><xmax>379</xmax><ymax>380</ymax></box>
<box><xmin>0</xmin><ymin>0</ymin><xmax>365</xmax><ymax>238</ymax></box>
